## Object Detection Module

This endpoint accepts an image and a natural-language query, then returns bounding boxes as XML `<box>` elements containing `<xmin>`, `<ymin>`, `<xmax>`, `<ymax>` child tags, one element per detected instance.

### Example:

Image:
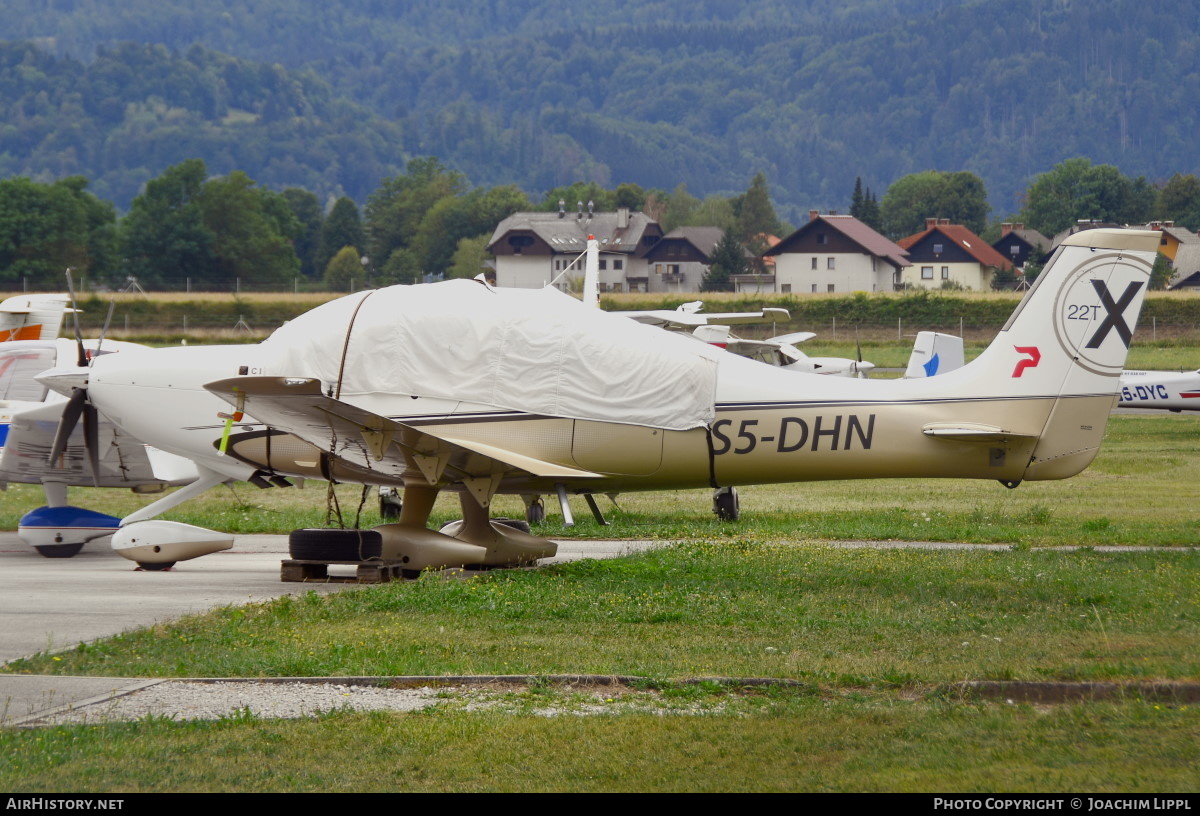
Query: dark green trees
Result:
<box><xmin>702</xmin><ymin>231</ymin><xmax>747</xmax><ymax>292</ymax></box>
<box><xmin>1019</xmin><ymin>158</ymin><xmax>1155</xmax><ymax>236</ymax></box>
<box><xmin>880</xmin><ymin>171</ymin><xmax>989</xmax><ymax>238</ymax></box>
<box><xmin>0</xmin><ymin>176</ymin><xmax>118</xmax><ymax>289</ymax></box>
<box><xmin>120</xmin><ymin>159</ymin><xmax>299</xmax><ymax>289</ymax></box>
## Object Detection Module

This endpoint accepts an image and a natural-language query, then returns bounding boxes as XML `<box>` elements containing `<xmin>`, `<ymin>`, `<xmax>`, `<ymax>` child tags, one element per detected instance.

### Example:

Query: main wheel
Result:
<box><xmin>137</xmin><ymin>561</ymin><xmax>176</xmax><ymax>571</ymax></box>
<box><xmin>378</xmin><ymin>487</ymin><xmax>403</xmax><ymax>520</ymax></box>
<box><xmin>495</xmin><ymin>518</ymin><xmax>532</xmax><ymax>534</ymax></box>
<box><xmin>525</xmin><ymin>497</ymin><xmax>546</xmax><ymax>525</ymax></box>
<box><xmin>34</xmin><ymin>543</ymin><xmax>85</xmax><ymax>559</ymax></box>
<box><xmin>288</xmin><ymin>528</ymin><xmax>383</xmax><ymax>561</ymax></box>
<box><xmin>713</xmin><ymin>487</ymin><xmax>740</xmax><ymax>521</ymax></box>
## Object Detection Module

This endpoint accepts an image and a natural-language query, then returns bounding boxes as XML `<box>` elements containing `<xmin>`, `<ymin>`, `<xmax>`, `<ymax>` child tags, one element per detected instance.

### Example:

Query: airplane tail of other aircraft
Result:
<box><xmin>0</xmin><ymin>294</ymin><xmax>73</xmax><ymax>342</ymax></box>
<box><xmin>924</xmin><ymin>228</ymin><xmax>1159</xmax><ymax>481</ymax></box>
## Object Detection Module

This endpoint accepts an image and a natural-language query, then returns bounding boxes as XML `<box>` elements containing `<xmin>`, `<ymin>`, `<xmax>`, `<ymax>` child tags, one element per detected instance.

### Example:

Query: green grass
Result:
<box><xmin>3</xmin><ymin>413</ymin><xmax>1199</xmax><ymax>792</ymax></box>
<box><xmin>1</xmin><ymin>699</ymin><xmax>1195</xmax><ymax>792</ymax></box>
<box><xmin>4</xmin><ymin>414</ymin><xmax>1197</xmax><ymax>547</ymax></box>
<box><xmin>9</xmin><ymin>543</ymin><xmax>1198</xmax><ymax>683</ymax></box>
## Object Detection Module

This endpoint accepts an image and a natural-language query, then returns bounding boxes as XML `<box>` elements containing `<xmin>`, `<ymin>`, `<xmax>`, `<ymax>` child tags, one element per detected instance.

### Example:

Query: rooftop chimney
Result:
<box><xmin>925</xmin><ymin>218</ymin><xmax>939</xmax><ymax>229</ymax></box>
<box><xmin>577</xmin><ymin>201</ymin><xmax>584</xmax><ymax>220</ymax></box>
<box><xmin>558</xmin><ymin>199</ymin><xmax>566</xmax><ymax>219</ymax></box>
<box><xmin>939</xmin><ymin>218</ymin><xmax>950</xmax><ymax>226</ymax></box>
<box><xmin>617</xmin><ymin>206</ymin><xmax>629</xmax><ymax>229</ymax></box>
<box><xmin>809</xmin><ymin>209</ymin><xmax>820</xmax><ymax>222</ymax></box>
<box><xmin>1001</xmin><ymin>222</ymin><xmax>1013</xmax><ymax>236</ymax></box>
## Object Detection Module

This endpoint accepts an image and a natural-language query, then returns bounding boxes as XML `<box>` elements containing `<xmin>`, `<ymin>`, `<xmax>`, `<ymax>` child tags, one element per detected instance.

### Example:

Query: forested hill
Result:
<box><xmin>4</xmin><ymin>0</ymin><xmax>1198</xmax><ymax>218</ymax></box>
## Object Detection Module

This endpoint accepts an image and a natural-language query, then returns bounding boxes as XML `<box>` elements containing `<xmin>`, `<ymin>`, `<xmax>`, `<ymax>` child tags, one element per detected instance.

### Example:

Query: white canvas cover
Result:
<box><xmin>265</xmin><ymin>280</ymin><xmax>722</xmax><ymax>430</ymax></box>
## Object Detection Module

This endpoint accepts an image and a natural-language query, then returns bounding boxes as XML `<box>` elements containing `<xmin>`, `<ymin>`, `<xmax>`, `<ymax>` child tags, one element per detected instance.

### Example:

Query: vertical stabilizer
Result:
<box><xmin>956</xmin><ymin>229</ymin><xmax>1158</xmax><ymax>399</ymax></box>
<box><xmin>943</xmin><ymin>229</ymin><xmax>1159</xmax><ymax>479</ymax></box>
<box><xmin>904</xmin><ymin>331</ymin><xmax>965</xmax><ymax>378</ymax></box>
<box><xmin>0</xmin><ymin>294</ymin><xmax>73</xmax><ymax>342</ymax></box>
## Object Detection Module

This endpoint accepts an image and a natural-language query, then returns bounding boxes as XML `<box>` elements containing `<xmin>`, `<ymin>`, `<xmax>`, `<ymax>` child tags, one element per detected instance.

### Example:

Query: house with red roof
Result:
<box><xmin>897</xmin><ymin>219</ymin><xmax>1013</xmax><ymax>290</ymax></box>
<box><xmin>762</xmin><ymin>211</ymin><xmax>910</xmax><ymax>293</ymax></box>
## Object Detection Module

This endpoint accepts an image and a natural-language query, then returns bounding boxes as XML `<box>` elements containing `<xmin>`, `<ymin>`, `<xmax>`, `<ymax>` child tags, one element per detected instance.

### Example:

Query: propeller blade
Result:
<box><xmin>855</xmin><ymin>326</ymin><xmax>865</xmax><ymax>379</ymax></box>
<box><xmin>65</xmin><ymin>269</ymin><xmax>86</xmax><ymax>367</ymax></box>
<box><xmin>82</xmin><ymin>402</ymin><xmax>100</xmax><ymax>487</ymax></box>
<box><xmin>48</xmin><ymin>388</ymin><xmax>87</xmax><ymax>464</ymax></box>
<box><xmin>94</xmin><ymin>299</ymin><xmax>116</xmax><ymax>357</ymax></box>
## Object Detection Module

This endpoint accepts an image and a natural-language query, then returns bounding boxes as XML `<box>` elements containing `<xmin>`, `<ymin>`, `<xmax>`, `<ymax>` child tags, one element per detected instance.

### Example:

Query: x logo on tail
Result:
<box><xmin>1084</xmin><ymin>280</ymin><xmax>1142</xmax><ymax>349</ymax></box>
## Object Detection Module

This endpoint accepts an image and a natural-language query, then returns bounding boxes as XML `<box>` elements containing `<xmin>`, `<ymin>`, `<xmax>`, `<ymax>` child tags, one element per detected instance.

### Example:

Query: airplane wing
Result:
<box><xmin>611</xmin><ymin>307</ymin><xmax>789</xmax><ymax>329</ymax></box>
<box><xmin>204</xmin><ymin>377</ymin><xmax>602</xmax><ymax>504</ymax></box>
<box><xmin>0</xmin><ymin>399</ymin><xmax>192</xmax><ymax>488</ymax></box>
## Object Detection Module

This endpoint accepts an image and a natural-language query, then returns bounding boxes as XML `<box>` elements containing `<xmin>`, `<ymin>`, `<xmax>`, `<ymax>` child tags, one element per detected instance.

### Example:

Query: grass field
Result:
<box><xmin>3</xmin><ymin>287</ymin><xmax>1199</xmax><ymax>790</ymax></box>
<box><xmin>2</xmin><ymin>411</ymin><xmax>1198</xmax><ymax>791</ymax></box>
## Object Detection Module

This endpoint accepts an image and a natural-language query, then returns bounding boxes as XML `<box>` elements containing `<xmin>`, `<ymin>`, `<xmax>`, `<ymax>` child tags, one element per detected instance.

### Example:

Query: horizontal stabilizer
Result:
<box><xmin>922</xmin><ymin>422</ymin><xmax>1038</xmax><ymax>443</ymax></box>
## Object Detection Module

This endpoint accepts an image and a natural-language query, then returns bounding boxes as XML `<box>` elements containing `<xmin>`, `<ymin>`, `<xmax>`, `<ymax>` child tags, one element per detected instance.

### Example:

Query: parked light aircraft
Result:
<box><xmin>0</xmin><ymin>337</ymin><xmax>200</xmax><ymax>559</ymax></box>
<box><xmin>1118</xmin><ymin>369</ymin><xmax>1200</xmax><ymax>411</ymax></box>
<box><xmin>574</xmin><ymin>237</ymin><xmax>874</xmax><ymax>379</ymax></box>
<box><xmin>35</xmin><ymin>228</ymin><xmax>1158</xmax><ymax>571</ymax></box>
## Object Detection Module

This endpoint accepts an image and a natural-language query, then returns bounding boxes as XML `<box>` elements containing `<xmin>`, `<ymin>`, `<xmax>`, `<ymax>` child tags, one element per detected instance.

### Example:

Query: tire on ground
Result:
<box><xmin>289</xmin><ymin>528</ymin><xmax>383</xmax><ymax>561</ymax></box>
<box><xmin>34</xmin><ymin>543</ymin><xmax>85</xmax><ymax>558</ymax></box>
<box><xmin>713</xmin><ymin>487</ymin><xmax>740</xmax><ymax>521</ymax></box>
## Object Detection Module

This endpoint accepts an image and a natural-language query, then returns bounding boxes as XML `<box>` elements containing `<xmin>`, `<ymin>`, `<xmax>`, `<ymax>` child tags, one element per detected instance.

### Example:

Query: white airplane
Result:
<box><xmin>573</xmin><ymin>240</ymin><xmax>874</xmax><ymax>379</ymax></box>
<box><xmin>0</xmin><ymin>293</ymin><xmax>74</xmax><ymax>342</ymax></box>
<box><xmin>35</xmin><ymin>228</ymin><xmax>1158</xmax><ymax>572</ymax></box>
<box><xmin>1118</xmin><ymin>369</ymin><xmax>1200</xmax><ymax>412</ymax></box>
<box><xmin>0</xmin><ymin>337</ymin><xmax>200</xmax><ymax>560</ymax></box>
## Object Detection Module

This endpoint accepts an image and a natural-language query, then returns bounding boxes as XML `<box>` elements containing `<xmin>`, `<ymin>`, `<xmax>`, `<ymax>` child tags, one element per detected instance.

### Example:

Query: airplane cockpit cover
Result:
<box><xmin>265</xmin><ymin>280</ymin><xmax>722</xmax><ymax>430</ymax></box>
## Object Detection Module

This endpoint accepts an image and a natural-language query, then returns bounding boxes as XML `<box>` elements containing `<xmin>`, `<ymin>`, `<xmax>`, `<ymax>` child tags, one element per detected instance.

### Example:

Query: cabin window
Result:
<box><xmin>781</xmin><ymin>284</ymin><xmax>792</xmax><ymax>293</ymax></box>
<box><xmin>599</xmin><ymin>260</ymin><xmax>607</xmax><ymax>270</ymax></box>
<box><xmin>810</xmin><ymin>257</ymin><xmax>818</xmax><ymax>269</ymax></box>
<box><xmin>933</xmin><ymin>243</ymin><xmax>944</xmax><ymax>255</ymax></box>
<box><xmin>614</xmin><ymin>259</ymin><xmax>623</xmax><ymax>270</ymax></box>
<box><xmin>941</xmin><ymin>266</ymin><xmax>949</xmax><ymax>279</ymax></box>
<box><xmin>811</xmin><ymin>284</ymin><xmax>818</xmax><ymax>293</ymax></box>
<box><xmin>922</xmin><ymin>266</ymin><xmax>934</xmax><ymax>279</ymax></box>
<box><xmin>817</xmin><ymin>233</ymin><xmax>828</xmax><ymax>245</ymax></box>
<box><xmin>827</xmin><ymin>257</ymin><xmax>836</xmax><ymax>270</ymax></box>
<box><xmin>827</xmin><ymin>284</ymin><xmax>836</xmax><ymax>293</ymax></box>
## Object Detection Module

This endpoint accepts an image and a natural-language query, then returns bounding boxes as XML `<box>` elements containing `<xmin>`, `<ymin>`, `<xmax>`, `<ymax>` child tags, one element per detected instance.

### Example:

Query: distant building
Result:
<box><xmin>763</xmin><ymin>211</ymin><xmax>909</xmax><ymax>293</ymax></box>
<box><xmin>991</xmin><ymin>222</ymin><xmax>1051</xmax><ymax>269</ymax></box>
<box><xmin>897</xmin><ymin>218</ymin><xmax>1013</xmax><ymax>290</ymax></box>
<box><xmin>642</xmin><ymin>226</ymin><xmax>729</xmax><ymax>293</ymax></box>
<box><xmin>1145</xmin><ymin>222</ymin><xmax>1200</xmax><ymax>289</ymax></box>
<box><xmin>486</xmin><ymin>204</ymin><xmax>662</xmax><ymax>292</ymax></box>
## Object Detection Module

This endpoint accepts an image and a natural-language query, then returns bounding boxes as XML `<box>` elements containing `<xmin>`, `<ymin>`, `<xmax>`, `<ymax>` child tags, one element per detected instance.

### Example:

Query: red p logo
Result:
<box><xmin>1012</xmin><ymin>346</ymin><xmax>1041</xmax><ymax>378</ymax></box>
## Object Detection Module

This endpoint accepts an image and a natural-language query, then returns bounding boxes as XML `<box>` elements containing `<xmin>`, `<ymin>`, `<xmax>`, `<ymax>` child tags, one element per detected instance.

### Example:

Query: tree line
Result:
<box><xmin>1</xmin><ymin>0</ymin><xmax>1198</xmax><ymax>224</ymax></box>
<box><xmin>3</xmin><ymin>156</ymin><xmax>1198</xmax><ymax>292</ymax></box>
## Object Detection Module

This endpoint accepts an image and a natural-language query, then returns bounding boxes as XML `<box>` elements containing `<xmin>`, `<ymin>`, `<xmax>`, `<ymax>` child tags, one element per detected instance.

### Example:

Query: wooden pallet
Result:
<box><xmin>280</xmin><ymin>559</ymin><xmax>412</xmax><ymax>584</ymax></box>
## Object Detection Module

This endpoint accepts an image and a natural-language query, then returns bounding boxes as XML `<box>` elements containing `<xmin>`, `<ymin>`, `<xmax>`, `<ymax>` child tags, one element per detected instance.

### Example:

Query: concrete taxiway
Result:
<box><xmin>0</xmin><ymin>531</ymin><xmax>662</xmax><ymax>724</ymax></box>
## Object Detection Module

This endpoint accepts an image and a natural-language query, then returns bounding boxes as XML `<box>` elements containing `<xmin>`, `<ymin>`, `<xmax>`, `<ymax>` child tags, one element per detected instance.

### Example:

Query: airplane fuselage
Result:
<box><xmin>86</xmin><ymin>338</ymin><xmax>1105</xmax><ymax>498</ymax></box>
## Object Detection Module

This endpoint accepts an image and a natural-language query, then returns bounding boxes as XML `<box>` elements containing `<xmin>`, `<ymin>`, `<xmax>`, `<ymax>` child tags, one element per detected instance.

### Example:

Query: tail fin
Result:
<box><xmin>904</xmin><ymin>331</ymin><xmax>965</xmax><ymax>378</ymax></box>
<box><xmin>0</xmin><ymin>294</ymin><xmax>73</xmax><ymax>342</ymax></box>
<box><xmin>941</xmin><ymin>228</ymin><xmax>1159</xmax><ymax>479</ymax></box>
<box><xmin>962</xmin><ymin>229</ymin><xmax>1158</xmax><ymax>397</ymax></box>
